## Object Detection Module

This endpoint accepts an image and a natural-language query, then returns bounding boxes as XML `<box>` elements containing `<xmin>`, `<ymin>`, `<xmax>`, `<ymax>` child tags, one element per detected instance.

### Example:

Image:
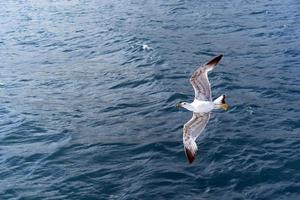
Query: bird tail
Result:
<box><xmin>213</xmin><ymin>95</ymin><xmax>228</xmax><ymax>111</ymax></box>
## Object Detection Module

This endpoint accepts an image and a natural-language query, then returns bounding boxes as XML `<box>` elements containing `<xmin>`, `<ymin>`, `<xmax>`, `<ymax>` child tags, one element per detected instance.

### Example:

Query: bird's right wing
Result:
<box><xmin>190</xmin><ymin>55</ymin><xmax>223</xmax><ymax>101</ymax></box>
<box><xmin>183</xmin><ymin>112</ymin><xmax>210</xmax><ymax>164</ymax></box>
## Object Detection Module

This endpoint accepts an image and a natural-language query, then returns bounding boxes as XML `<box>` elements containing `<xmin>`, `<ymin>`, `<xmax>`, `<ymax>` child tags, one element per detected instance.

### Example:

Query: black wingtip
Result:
<box><xmin>184</xmin><ymin>147</ymin><xmax>196</xmax><ymax>164</ymax></box>
<box><xmin>206</xmin><ymin>54</ymin><xmax>223</xmax><ymax>66</ymax></box>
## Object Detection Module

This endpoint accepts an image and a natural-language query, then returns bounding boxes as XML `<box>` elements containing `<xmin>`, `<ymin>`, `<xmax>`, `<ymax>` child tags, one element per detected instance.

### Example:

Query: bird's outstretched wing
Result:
<box><xmin>183</xmin><ymin>112</ymin><xmax>210</xmax><ymax>164</ymax></box>
<box><xmin>190</xmin><ymin>55</ymin><xmax>223</xmax><ymax>101</ymax></box>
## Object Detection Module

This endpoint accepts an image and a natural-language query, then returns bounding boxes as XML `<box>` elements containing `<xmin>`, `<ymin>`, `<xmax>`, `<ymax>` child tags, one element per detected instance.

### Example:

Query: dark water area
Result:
<box><xmin>0</xmin><ymin>0</ymin><xmax>300</xmax><ymax>199</ymax></box>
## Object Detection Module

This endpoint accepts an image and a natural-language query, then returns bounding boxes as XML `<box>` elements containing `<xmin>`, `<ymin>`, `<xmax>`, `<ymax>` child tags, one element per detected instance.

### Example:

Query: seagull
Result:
<box><xmin>176</xmin><ymin>54</ymin><xmax>228</xmax><ymax>164</ymax></box>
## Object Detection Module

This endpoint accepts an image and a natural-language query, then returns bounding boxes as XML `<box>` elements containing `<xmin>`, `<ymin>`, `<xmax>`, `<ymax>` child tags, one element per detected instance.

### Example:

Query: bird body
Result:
<box><xmin>177</xmin><ymin>54</ymin><xmax>228</xmax><ymax>164</ymax></box>
<box><xmin>181</xmin><ymin>95</ymin><xmax>227</xmax><ymax>113</ymax></box>
<box><xmin>184</xmin><ymin>99</ymin><xmax>215</xmax><ymax>113</ymax></box>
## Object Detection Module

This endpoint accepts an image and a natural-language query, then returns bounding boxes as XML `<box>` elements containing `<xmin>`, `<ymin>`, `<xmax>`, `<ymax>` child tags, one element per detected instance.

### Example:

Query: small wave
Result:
<box><xmin>109</xmin><ymin>79</ymin><xmax>151</xmax><ymax>89</ymax></box>
<box><xmin>166</xmin><ymin>93</ymin><xmax>189</xmax><ymax>103</ymax></box>
<box><xmin>250</xmin><ymin>10</ymin><xmax>268</xmax><ymax>15</ymax></box>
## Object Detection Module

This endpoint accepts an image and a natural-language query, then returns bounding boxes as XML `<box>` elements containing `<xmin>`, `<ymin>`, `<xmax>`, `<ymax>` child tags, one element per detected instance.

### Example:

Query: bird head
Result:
<box><xmin>176</xmin><ymin>102</ymin><xmax>187</xmax><ymax>108</ymax></box>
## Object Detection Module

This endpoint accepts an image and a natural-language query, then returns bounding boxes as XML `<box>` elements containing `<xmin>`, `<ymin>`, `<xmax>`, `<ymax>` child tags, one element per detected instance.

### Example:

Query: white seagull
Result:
<box><xmin>176</xmin><ymin>55</ymin><xmax>228</xmax><ymax>164</ymax></box>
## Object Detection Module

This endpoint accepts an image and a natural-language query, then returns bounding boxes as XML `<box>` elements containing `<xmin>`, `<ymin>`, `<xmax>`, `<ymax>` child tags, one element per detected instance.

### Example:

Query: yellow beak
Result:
<box><xmin>176</xmin><ymin>102</ymin><xmax>182</xmax><ymax>108</ymax></box>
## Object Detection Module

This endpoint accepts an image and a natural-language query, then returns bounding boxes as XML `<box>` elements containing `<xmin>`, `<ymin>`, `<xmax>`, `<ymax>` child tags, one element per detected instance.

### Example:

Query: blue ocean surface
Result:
<box><xmin>0</xmin><ymin>0</ymin><xmax>300</xmax><ymax>199</ymax></box>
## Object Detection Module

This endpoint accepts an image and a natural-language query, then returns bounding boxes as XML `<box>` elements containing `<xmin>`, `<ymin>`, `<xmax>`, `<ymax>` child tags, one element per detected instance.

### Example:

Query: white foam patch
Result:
<box><xmin>142</xmin><ymin>44</ymin><xmax>152</xmax><ymax>51</ymax></box>
<box><xmin>246</xmin><ymin>106</ymin><xmax>254</xmax><ymax>115</ymax></box>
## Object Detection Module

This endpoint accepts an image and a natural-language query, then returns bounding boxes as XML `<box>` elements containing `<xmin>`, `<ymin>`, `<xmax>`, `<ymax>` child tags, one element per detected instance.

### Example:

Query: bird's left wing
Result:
<box><xmin>183</xmin><ymin>112</ymin><xmax>210</xmax><ymax>164</ymax></box>
<box><xmin>190</xmin><ymin>55</ymin><xmax>223</xmax><ymax>101</ymax></box>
